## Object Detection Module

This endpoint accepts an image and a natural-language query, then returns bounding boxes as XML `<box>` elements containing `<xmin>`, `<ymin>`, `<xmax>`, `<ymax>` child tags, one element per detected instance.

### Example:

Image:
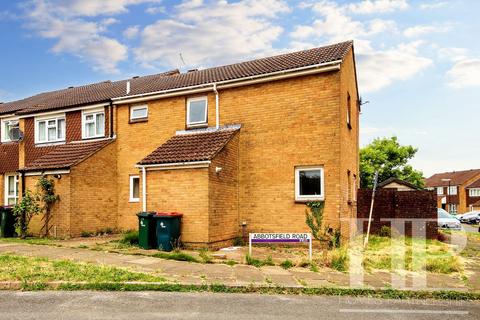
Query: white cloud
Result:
<box><xmin>347</xmin><ymin>0</ymin><xmax>409</xmax><ymax>14</ymax></box>
<box><xmin>438</xmin><ymin>47</ymin><xmax>469</xmax><ymax>62</ymax></box>
<box><xmin>403</xmin><ymin>24</ymin><xmax>450</xmax><ymax>37</ymax></box>
<box><xmin>21</xmin><ymin>0</ymin><xmax>158</xmax><ymax>73</ymax></box>
<box><xmin>146</xmin><ymin>6</ymin><xmax>166</xmax><ymax>14</ymax></box>
<box><xmin>134</xmin><ymin>0</ymin><xmax>290</xmax><ymax>69</ymax></box>
<box><xmin>447</xmin><ymin>59</ymin><xmax>480</xmax><ymax>88</ymax></box>
<box><xmin>357</xmin><ymin>41</ymin><xmax>433</xmax><ymax>92</ymax></box>
<box><xmin>123</xmin><ymin>25</ymin><xmax>140</xmax><ymax>39</ymax></box>
<box><xmin>420</xmin><ymin>1</ymin><xmax>448</xmax><ymax>10</ymax></box>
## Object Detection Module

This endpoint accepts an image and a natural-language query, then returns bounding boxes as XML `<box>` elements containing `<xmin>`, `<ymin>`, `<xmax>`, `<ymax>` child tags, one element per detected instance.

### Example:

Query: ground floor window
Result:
<box><xmin>295</xmin><ymin>166</ymin><xmax>324</xmax><ymax>201</ymax></box>
<box><xmin>129</xmin><ymin>175</ymin><xmax>140</xmax><ymax>202</ymax></box>
<box><xmin>4</xmin><ymin>174</ymin><xmax>19</xmax><ymax>206</ymax></box>
<box><xmin>449</xmin><ymin>203</ymin><xmax>458</xmax><ymax>214</ymax></box>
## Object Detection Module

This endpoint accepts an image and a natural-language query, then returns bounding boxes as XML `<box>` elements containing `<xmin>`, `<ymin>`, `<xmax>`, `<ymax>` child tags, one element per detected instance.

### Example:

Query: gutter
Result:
<box><xmin>112</xmin><ymin>60</ymin><xmax>342</xmax><ymax>105</ymax></box>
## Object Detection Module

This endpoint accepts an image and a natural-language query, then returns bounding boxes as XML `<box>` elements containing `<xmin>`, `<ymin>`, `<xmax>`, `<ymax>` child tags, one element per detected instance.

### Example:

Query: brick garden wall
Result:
<box><xmin>357</xmin><ymin>189</ymin><xmax>438</xmax><ymax>239</ymax></box>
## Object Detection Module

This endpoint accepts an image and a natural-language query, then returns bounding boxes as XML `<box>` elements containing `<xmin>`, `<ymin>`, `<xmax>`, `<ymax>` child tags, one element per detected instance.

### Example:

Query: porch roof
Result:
<box><xmin>138</xmin><ymin>126</ymin><xmax>239</xmax><ymax>166</ymax></box>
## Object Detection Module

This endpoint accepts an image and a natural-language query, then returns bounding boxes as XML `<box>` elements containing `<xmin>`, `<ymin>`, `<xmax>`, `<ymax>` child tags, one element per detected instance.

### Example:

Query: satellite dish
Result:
<box><xmin>8</xmin><ymin>127</ymin><xmax>24</xmax><ymax>141</ymax></box>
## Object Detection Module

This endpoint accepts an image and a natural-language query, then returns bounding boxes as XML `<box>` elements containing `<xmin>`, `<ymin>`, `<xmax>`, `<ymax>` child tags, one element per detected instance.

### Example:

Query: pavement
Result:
<box><xmin>0</xmin><ymin>291</ymin><xmax>478</xmax><ymax>320</ymax></box>
<box><xmin>0</xmin><ymin>241</ymin><xmax>475</xmax><ymax>291</ymax></box>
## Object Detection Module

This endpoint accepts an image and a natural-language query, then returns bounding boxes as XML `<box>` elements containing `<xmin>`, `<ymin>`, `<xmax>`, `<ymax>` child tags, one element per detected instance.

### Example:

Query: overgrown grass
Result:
<box><xmin>0</xmin><ymin>237</ymin><xmax>57</xmax><ymax>246</ymax></box>
<box><xmin>329</xmin><ymin>247</ymin><xmax>349</xmax><ymax>272</ymax></box>
<box><xmin>119</xmin><ymin>231</ymin><xmax>139</xmax><ymax>245</ymax></box>
<box><xmin>280</xmin><ymin>260</ymin><xmax>294</xmax><ymax>270</ymax></box>
<box><xmin>151</xmin><ymin>252</ymin><xmax>199</xmax><ymax>263</ymax></box>
<box><xmin>245</xmin><ymin>254</ymin><xmax>274</xmax><ymax>267</ymax></box>
<box><xmin>199</xmin><ymin>249</ymin><xmax>213</xmax><ymax>264</ymax></box>
<box><xmin>362</xmin><ymin>235</ymin><xmax>463</xmax><ymax>274</ymax></box>
<box><xmin>0</xmin><ymin>254</ymin><xmax>165</xmax><ymax>283</ymax></box>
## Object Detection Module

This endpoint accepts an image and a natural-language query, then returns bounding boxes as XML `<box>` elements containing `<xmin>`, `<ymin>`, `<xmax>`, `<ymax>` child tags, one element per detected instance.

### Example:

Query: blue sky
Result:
<box><xmin>0</xmin><ymin>0</ymin><xmax>479</xmax><ymax>177</ymax></box>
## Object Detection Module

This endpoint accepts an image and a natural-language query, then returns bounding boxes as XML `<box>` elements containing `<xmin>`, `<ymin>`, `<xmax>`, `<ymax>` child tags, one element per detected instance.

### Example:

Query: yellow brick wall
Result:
<box><xmin>208</xmin><ymin>133</ymin><xmax>240</xmax><ymax>244</ymax></box>
<box><xmin>26</xmin><ymin>174</ymin><xmax>72</xmax><ymax>238</ymax></box>
<box><xmin>69</xmin><ymin>141</ymin><xmax>118</xmax><ymax>236</ymax></box>
<box><xmin>146</xmin><ymin>168</ymin><xmax>210</xmax><ymax>244</ymax></box>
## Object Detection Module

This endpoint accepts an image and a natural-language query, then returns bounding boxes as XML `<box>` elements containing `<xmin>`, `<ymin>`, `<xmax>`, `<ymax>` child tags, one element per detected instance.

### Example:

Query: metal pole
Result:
<box><xmin>248</xmin><ymin>234</ymin><xmax>252</xmax><ymax>256</ymax></box>
<box><xmin>364</xmin><ymin>171</ymin><xmax>379</xmax><ymax>248</ymax></box>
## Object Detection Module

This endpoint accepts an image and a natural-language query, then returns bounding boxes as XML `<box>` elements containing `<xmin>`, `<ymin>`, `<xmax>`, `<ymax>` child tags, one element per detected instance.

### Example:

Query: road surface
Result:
<box><xmin>0</xmin><ymin>291</ymin><xmax>477</xmax><ymax>320</ymax></box>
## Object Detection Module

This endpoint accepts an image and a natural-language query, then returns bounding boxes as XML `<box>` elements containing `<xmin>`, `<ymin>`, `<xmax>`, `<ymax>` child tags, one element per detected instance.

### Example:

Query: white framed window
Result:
<box><xmin>448</xmin><ymin>186</ymin><xmax>457</xmax><ymax>195</ymax></box>
<box><xmin>1</xmin><ymin>119</ymin><xmax>19</xmax><ymax>143</ymax></box>
<box><xmin>186</xmin><ymin>96</ymin><xmax>208</xmax><ymax>127</ymax></box>
<box><xmin>469</xmin><ymin>188</ymin><xmax>480</xmax><ymax>197</ymax></box>
<box><xmin>4</xmin><ymin>174</ymin><xmax>19</xmax><ymax>206</ymax></box>
<box><xmin>35</xmin><ymin>115</ymin><xmax>66</xmax><ymax>144</ymax></box>
<box><xmin>130</xmin><ymin>105</ymin><xmax>148</xmax><ymax>121</ymax></box>
<box><xmin>82</xmin><ymin>109</ymin><xmax>105</xmax><ymax>139</ymax></box>
<box><xmin>129</xmin><ymin>175</ymin><xmax>140</xmax><ymax>202</ymax></box>
<box><xmin>437</xmin><ymin>187</ymin><xmax>444</xmax><ymax>195</ymax></box>
<box><xmin>295</xmin><ymin>166</ymin><xmax>325</xmax><ymax>201</ymax></box>
<box><xmin>449</xmin><ymin>204</ymin><xmax>458</xmax><ymax>214</ymax></box>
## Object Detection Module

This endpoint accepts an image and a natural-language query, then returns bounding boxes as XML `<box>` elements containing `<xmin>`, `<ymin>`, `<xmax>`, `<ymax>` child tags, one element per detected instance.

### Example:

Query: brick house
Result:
<box><xmin>425</xmin><ymin>169</ymin><xmax>480</xmax><ymax>214</ymax></box>
<box><xmin>0</xmin><ymin>41</ymin><xmax>360</xmax><ymax>246</ymax></box>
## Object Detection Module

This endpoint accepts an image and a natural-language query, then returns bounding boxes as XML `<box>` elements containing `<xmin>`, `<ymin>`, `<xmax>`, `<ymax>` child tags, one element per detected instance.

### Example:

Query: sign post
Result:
<box><xmin>249</xmin><ymin>233</ymin><xmax>312</xmax><ymax>261</ymax></box>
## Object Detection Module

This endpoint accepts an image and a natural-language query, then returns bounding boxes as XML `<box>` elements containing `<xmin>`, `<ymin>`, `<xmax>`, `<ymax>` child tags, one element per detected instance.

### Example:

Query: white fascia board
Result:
<box><xmin>24</xmin><ymin>169</ymin><xmax>70</xmax><ymax>176</ymax></box>
<box><xmin>136</xmin><ymin>161</ymin><xmax>211</xmax><ymax>171</ymax></box>
<box><xmin>18</xmin><ymin>102</ymin><xmax>110</xmax><ymax>119</ymax></box>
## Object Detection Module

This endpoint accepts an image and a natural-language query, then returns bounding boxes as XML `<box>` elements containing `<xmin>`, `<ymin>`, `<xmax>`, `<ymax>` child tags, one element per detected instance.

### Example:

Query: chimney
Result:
<box><xmin>126</xmin><ymin>81</ymin><xmax>131</xmax><ymax>95</ymax></box>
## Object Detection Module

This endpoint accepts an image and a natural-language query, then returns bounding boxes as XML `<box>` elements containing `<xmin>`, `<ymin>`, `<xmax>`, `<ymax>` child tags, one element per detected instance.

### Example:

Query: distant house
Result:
<box><xmin>425</xmin><ymin>169</ymin><xmax>480</xmax><ymax>214</ymax></box>
<box><xmin>378</xmin><ymin>178</ymin><xmax>420</xmax><ymax>191</ymax></box>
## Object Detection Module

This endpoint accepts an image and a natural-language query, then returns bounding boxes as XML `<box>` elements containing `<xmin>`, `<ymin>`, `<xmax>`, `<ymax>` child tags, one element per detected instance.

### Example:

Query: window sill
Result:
<box><xmin>129</xmin><ymin>199</ymin><xmax>140</xmax><ymax>203</ymax></box>
<box><xmin>186</xmin><ymin>123</ymin><xmax>208</xmax><ymax>130</ymax></box>
<box><xmin>295</xmin><ymin>198</ymin><xmax>325</xmax><ymax>203</ymax></box>
<box><xmin>35</xmin><ymin>141</ymin><xmax>66</xmax><ymax>147</ymax></box>
<box><xmin>129</xmin><ymin>118</ymin><xmax>148</xmax><ymax>124</ymax></box>
<box><xmin>82</xmin><ymin>135</ymin><xmax>106</xmax><ymax>141</ymax></box>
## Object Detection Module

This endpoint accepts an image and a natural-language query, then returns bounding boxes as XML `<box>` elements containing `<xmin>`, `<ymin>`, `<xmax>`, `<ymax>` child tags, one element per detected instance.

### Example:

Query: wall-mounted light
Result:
<box><xmin>215</xmin><ymin>167</ymin><xmax>223</xmax><ymax>174</ymax></box>
<box><xmin>53</xmin><ymin>174</ymin><xmax>62</xmax><ymax>180</ymax></box>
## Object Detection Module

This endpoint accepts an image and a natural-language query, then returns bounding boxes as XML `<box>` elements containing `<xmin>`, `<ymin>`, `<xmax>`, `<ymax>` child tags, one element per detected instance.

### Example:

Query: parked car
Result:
<box><xmin>457</xmin><ymin>211</ymin><xmax>480</xmax><ymax>224</ymax></box>
<box><xmin>438</xmin><ymin>209</ymin><xmax>462</xmax><ymax>230</ymax></box>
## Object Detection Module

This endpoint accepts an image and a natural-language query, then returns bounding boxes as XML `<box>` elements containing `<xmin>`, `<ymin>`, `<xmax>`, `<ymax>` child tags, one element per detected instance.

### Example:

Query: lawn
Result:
<box><xmin>0</xmin><ymin>254</ymin><xmax>165</xmax><ymax>283</ymax></box>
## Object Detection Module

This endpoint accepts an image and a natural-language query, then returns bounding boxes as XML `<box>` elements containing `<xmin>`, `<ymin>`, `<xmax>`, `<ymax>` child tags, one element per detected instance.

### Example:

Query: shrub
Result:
<box><xmin>225</xmin><ymin>260</ymin><xmax>237</xmax><ymax>266</ymax></box>
<box><xmin>119</xmin><ymin>231</ymin><xmax>139</xmax><ymax>245</ymax></box>
<box><xmin>80</xmin><ymin>231</ymin><xmax>93</xmax><ymax>238</ymax></box>
<box><xmin>379</xmin><ymin>225</ymin><xmax>392</xmax><ymax>237</ymax></box>
<box><xmin>280</xmin><ymin>260</ymin><xmax>294</xmax><ymax>269</ymax></box>
<box><xmin>233</xmin><ymin>236</ymin><xmax>245</xmax><ymax>246</ymax></box>
<box><xmin>12</xmin><ymin>190</ymin><xmax>41</xmax><ymax>239</ymax></box>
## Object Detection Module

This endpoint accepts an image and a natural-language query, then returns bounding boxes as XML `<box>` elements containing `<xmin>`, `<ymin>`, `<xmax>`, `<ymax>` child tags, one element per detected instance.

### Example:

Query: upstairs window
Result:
<box><xmin>130</xmin><ymin>105</ymin><xmax>148</xmax><ymax>121</ymax></box>
<box><xmin>448</xmin><ymin>186</ymin><xmax>457</xmax><ymax>195</ymax></box>
<box><xmin>1</xmin><ymin>119</ymin><xmax>19</xmax><ymax>143</ymax></box>
<box><xmin>295</xmin><ymin>166</ymin><xmax>325</xmax><ymax>201</ymax></box>
<box><xmin>437</xmin><ymin>187</ymin><xmax>444</xmax><ymax>195</ymax></box>
<box><xmin>35</xmin><ymin>115</ymin><xmax>65</xmax><ymax>144</ymax></box>
<box><xmin>187</xmin><ymin>97</ymin><xmax>208</xmax><ymax>127</ymax></box>
<box><xmin>469</xmin><ymin>188</ymin><xmax>480</xmax><ymax>197</ymax></box>
<box><xmin>82</xmin><ymin>109</ymin><xmax>105</xmax><ymax>139</ymax></box>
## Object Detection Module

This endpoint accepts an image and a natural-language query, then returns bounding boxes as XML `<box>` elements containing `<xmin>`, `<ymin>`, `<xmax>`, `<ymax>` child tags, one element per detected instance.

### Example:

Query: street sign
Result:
<box><xmin>249</xmin><ymin>233</ymin><xmax>312</xmax><ymax>260</ymax></box>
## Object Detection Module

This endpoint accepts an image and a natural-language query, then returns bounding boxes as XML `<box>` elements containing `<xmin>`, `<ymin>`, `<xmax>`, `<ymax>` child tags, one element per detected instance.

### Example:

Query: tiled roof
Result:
<box><xmin>425</xmin><ymin>169</ymin><xmax>480</xmax><ymax>187</ymax></box>
<box><xmin>138</xmin><ymin>127</ymin><xmax>239</xmax><ymax>165</ymax></box>
<box><xmin>378</xmin><ymin>177</ymin><xmax>420</xmax><ymax>190</ymax></box>
<box><xmin>0</xmin><ymin>143</ymin><xmax>19</xmax><ymax>174</ymax></box>
<box><xmin>466</xmin><ymin>178</ymin><xmax>480</xmax><ymax>189</ymax></box>
<box><xmin>1</xmin><ymin>41</ymin><xmax>353</xmax><ymax>116</ymax></box>
<box><xmin>22</xmin><ymin>139</ymin><xmax>113</xmax><ymax>171</ymax></box>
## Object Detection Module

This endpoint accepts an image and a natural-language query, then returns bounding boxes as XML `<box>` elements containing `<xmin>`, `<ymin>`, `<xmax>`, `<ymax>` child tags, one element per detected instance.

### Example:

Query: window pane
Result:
<box><xmin>38</xmin><ymin>121</ymin><xmax>46</xmax><ymax>141</ymax></box>
<box><xmin>58</xmin><ymin>119</ymin><xmax>65</xmax><ymax>139</ymax></box>
<box><xmin>86</xmin><ymin>115</ymin><xmax>94</xmax><ymax>121</ymax></box>
<box><xmin>132</xmin><ymin>177</ymin><xmax>139</xmax><ymax>199</ymax></box>
<box><xmin>299</xmin><ymin>170</ymin><xmax>321</xmax><ymax>196</ymax></box>
<box><xmin>48</xmin><ymin>127</ymin><xmax>56</xmax><ymax>141</ymax></box>
<box><xmin>96</xmin><ymin>113</ymin><xmax>105</xmax><ymax>135</ymax></box>
<box><xmin>7</xmin><ymin>176</ymin><xmax>15</xmax><ymax>196</ymax></box>
<box><xmin>189</xmin><ymin>100</ymin><xmax>206</xmax><ymax>124</ymax></box>
<box><xmin>86</xmin><ymin>122</ymin><xmax>95</xmax><ymax>137</ymax></box>
<box><xmin>7</xmin><ymin>198</ymin><xmax>15</xmax><ymax>206</ymax></box>
<box><xmin>131</xmin><ymin>107</ymin><xmax>147</xmax><ymax>119</ymax></box>
<box><xmin>47</xmin><ymin>120</ymin><xmax>56</xmax><ymax>126</ymax></box>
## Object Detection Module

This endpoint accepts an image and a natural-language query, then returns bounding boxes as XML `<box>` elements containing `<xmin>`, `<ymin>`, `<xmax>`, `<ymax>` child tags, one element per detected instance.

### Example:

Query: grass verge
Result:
<box><xmin>9</xmin><ymin>282</ymin><xmax>480</xmax><ymax>300</ymax></box>
<box><xmin>0</xmin><ymin>254</ymin><xmax>165</xmax><ymax>283</ymax></box>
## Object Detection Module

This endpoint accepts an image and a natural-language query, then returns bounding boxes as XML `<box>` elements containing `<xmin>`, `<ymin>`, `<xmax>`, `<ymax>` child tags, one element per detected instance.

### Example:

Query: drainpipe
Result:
<box><xmin>142</xmin><ymin>166</ymin><xmax>147</xmax><ymax>212</ymax></box>
<box><xmin>213</xmin><ymin>83</ymin><xmax>219</xmax><ymax>129</ymax></box>
<box><xmin>109</xmin><ymin>101</ymin><xmax>114</xmax><ymax>138</ymax></box>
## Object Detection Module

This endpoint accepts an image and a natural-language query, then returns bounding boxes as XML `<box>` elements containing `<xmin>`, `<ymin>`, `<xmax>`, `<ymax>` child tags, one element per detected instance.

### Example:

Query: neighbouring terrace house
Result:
<box><xmin>425</xmin><ymin>169</ymin><xmax>480</xmax><ymax>214</ymax></box>
<box><xmin>0</xmin><ymin>41</ymin><xmax>360</xmax><ymax>247</ymax></box>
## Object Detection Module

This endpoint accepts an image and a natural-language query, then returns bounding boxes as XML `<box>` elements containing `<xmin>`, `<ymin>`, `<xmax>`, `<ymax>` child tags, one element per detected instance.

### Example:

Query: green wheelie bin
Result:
<box><xmin>137</xmin><ymin>212</ymin><xmax>157</xmax><ymax>249</ymax></box>
<box><xmin>154</xmin><ymin>212</ymin><xmax>183</xmax><ymax>252</ymax></box>
<box><xmin>0</xmin><ymin>206</ymin><xmax>16</xmax><ymax>238</ymax></box>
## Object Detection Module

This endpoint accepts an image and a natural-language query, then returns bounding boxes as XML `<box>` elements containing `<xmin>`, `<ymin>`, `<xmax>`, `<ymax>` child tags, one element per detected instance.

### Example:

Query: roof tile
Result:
<box><xmin>425</xmin><ymin>169</ymin><xmax>480</xmax><ymax>187</ymax></box>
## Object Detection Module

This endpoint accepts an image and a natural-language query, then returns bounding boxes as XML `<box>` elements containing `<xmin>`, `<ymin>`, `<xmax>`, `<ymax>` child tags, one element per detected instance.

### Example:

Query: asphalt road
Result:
<box><xmin>0</xmin><ymin>291</ymin><xmax>477</xmax><ymax>320</ymax></box>
<box><xmin>462</xmin><ymin>223</ymin><xmax>479</xmax><ymax>233</ymax></box>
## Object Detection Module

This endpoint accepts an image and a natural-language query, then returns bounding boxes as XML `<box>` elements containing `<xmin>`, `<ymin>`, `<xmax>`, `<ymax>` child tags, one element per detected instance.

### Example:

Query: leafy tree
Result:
<box><xmin>360</xmin><ymin>136</ymin><xmax>425</xmax><ymax>189</ymax></box>
<box><xmin>12</xmin><ymin>190</ymin><xmax>41</xmax><ymax>239</ymax></box>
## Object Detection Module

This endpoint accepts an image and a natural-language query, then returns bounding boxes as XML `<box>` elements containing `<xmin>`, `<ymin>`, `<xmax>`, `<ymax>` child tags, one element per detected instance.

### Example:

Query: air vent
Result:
<box><xmin>68</xmin><ymin>86</ymin><xmax>74</xmax><ymax>89</ymax></box>
<box><xmin>187</xmin><ymin>69</ymin><xmax>198</xmax><ymax>73</ymax></box>
<box><xmin>132</xmin><ymin>76</ymin><xmax>140</xmax><ymax>79</ymax></box>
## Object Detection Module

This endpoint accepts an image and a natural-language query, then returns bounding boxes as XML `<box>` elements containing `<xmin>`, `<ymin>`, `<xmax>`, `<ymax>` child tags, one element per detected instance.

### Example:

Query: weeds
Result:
<box><xmin>119</xmin><ymin>231</ymin><xmax>139</xmax><ymax>245</ymax></box>
<box><xmin>152</xmin><ymin>252</ymin><xmax>199</xmax><ymax>263</ymax></box>
<box><xmin>280</xmin><ymin>260</ymin><xmax>294</xmax><ymax>269</ymax></box>
<box><xmin>199</xmin><ymin>249</ymin><xmax>213</xmax><ymax>264</ymax></box>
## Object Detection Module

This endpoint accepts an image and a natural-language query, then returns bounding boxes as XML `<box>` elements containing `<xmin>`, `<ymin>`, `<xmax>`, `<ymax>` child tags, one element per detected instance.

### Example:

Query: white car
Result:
<box><xmin>457</xmin><ymin>211</ymin><xmax>480</xmax><ymax>224</ymax></box>
<box><xmin>438</xmin><ymin>209</ymin><xmax>462</xmax><ymax>230</ymax></box>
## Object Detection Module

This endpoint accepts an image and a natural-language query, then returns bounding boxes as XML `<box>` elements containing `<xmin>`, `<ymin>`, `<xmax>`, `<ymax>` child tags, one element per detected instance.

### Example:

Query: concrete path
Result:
<box><xmin>0</xmin><ymin>291</ymin><xmax>478</xmax><ymax>320</ymax></box>
<box><xmin>0</xmin><ymin>242</ymin><xmax>472</xmax><ymax>291</ymax></box>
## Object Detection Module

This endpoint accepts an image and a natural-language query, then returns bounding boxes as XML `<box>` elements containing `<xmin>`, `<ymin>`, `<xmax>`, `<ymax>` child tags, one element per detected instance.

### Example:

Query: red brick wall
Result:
<box><xmin>66</xmin><ymin>111</ymin><xmax>82</xmax><ymax>142</ymax></box>
<box><xmin>357</xmin><ymin>189</ymin><xmax>438</xmax><ymax>239</ymax></box>
<box><xmin>0</xmin><ymin>142</ymin><xmax>19</xmax><ymax>173</ymax></box>
<box><xmin>23</xmin><ymin>118</ymin><xmax>60</xmax><ymax>167</ymax></box>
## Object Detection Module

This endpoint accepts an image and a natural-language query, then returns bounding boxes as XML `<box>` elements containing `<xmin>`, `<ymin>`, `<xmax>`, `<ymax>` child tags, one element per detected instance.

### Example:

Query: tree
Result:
<box><xmin>12</xmin><ymin>190</ymin><xmax>41</xmax><ymax>239</ymax></box>
<box><xmin>36</xmin><ymin>176</ymin><xmax>59</xmax><ymax>237</ymax></box>
<box><xmin>360</xmin><ymin>136</ymin><xmax>425</xmax><ymax>189</ymax></box>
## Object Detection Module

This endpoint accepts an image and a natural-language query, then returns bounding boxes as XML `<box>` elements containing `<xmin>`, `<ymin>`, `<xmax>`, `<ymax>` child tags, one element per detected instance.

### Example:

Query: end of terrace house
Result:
<box><xmin>0</xmin><ymin>40</ymin><xmax>360</xmax><ymax>247</ymax></box>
